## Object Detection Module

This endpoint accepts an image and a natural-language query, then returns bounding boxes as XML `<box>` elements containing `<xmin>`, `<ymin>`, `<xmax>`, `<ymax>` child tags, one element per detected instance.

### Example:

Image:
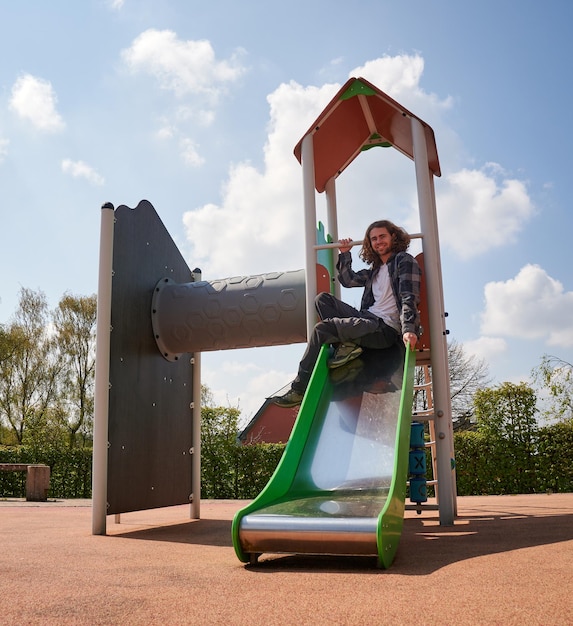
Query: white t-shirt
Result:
<box><xmin>368</xmin><ymin>265</ymin><xmax>400</xmax><ymax>332</ymax></box>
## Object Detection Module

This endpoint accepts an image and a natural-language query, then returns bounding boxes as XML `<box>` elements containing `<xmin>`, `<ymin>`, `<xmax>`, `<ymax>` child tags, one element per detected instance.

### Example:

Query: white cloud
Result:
<box><xmin>9</xmin><ymin>74</ymin><xmax>65</xmax><ymax>133</ymax></box>
<box><xmin>179</xmin><ymin>138</ymin><xmax>205</xmax><ymax>167</ymax></box>
<box><xmin>61</xmin><ymin>159</ymin><xmax>105</xmax><ymax>186</ymax></box>
<box><xmin>182</xmin><ymin>79</ymin><xmax>338</xmax><ymax>278</ymax></box>
<box><xmin>175</xmin><ymin>105</ymin><xmax>214</xmax><ymax>126</ymax></box>
<box><xmin>352</xmin><ymin>54</ymin><xmax>426</xmax><ymax>99</ymax></box>
<box><xmin>437</xmin><ymin>166</ymin><xmax>534</xmax><ymax>259</ymax></box>
<box><xmin>121</xmin><ymin>30</ymin><xmax>245</xmax><ymax>167</ymax></box>
<box><xmin>351</xmin><ymin>54</ymin><xmax>455</xmax><ymax>114</ymax></box>
<box><xmin>463</xmin><ymin>336</ymin><xmax>507</xmax><ymax>363</ymax></box>
<box><xmin>121</xmin><ymin>29</ymin><xmax>246</xmax><ymax>100</ymax></box>
<box><xmin>481</xmin><ymin>264</ymin><xmax>573</xmax><ymax>347</ymax></box>
<box><xmin>156</xmin><ymin>123</ymin><xmax>174</xmax><ymax>140</ymax></box>
<box><xmin>108</xmin><ymin>0</ymin><xmax>124</xmax><ymax>9</ymax></box>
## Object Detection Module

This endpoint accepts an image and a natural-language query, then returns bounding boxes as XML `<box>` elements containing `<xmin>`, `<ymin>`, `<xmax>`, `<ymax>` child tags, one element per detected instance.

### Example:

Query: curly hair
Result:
<box><xmin>359</xmin><ymin>220</ymin><xmax>411</xmax><ymax>267</ymax></box>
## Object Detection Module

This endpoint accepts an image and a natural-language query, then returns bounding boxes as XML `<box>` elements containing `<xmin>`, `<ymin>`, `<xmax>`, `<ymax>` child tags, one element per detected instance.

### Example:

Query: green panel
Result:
<box><xmin>362</xmin><ymin>143</ymin><xmax>392</xmax><ymax>151</ymax></box>
<box><xmin>232</xmin><ymin>344</ymin><xmax>416</xmax><ymax>568</ymax></box>
<box><xmin>231</xmin><ymin>347</ymin><xmax>331</xmax><ymax>561</ymax></box>
<box><xmin>376</xmin><ymin>345</ymin><xmax>416</xmax><ymax>568</ymax></box>
<box><xmin>339</xmin><ymin>78</ymin><xmax>377</xmax><ymax>100</ymax></box>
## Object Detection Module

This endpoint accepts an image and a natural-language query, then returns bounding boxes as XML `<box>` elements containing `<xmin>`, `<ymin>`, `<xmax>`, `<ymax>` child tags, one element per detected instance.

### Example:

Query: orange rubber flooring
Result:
<box><xmin>1</xmin><ymin>493</ymin><xmax>572</xmax><ymax>625</ymax></box>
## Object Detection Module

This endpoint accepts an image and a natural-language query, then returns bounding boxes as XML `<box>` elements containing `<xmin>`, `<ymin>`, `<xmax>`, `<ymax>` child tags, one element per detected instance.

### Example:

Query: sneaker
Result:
<box><xmin>327</xmin><ymin>343</ymin><xmax>363</xmax><ymax>369</ymax></box>
<box><xmin>272</xmin><ymin>389</ymin><xmax>304</xmax><ymax>408</ymax></box>
<box><xmin>329</xmin><ymin>358</ymin><xmax>364</xmax><ymax>384</ymax></box>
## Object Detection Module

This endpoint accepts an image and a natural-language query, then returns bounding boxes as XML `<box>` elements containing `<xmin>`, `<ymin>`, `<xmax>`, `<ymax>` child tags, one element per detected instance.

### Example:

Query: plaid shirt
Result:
<box><xmin>336</xmin><ymin>250</ymin><xmax>421</xmax><ymax>336</ymax></box>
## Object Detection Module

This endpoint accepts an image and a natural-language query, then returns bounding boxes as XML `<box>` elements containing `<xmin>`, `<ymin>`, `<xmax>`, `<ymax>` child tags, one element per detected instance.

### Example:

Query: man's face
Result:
<box><xmin>369</xmin><ymin>227</ymin><xmax>393</xmax><ymax>261</ymax></box>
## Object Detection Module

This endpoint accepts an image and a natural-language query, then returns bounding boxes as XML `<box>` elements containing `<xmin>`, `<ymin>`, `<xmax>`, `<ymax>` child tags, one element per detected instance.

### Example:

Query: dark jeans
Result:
<box><xmin>291</xmin><ymin>292</ymin><xmax>400</xmax><ymax>392</ymax></box>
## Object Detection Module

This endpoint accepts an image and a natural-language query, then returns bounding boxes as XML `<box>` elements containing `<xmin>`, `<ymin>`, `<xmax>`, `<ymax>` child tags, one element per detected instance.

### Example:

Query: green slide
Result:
<box><xmin>232</xmin><ymin>343</ymin><xmax>416</xmax><ymax>568</ymax></box>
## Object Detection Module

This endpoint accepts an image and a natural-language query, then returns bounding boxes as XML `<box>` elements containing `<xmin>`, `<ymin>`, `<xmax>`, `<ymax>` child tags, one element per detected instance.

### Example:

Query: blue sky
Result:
<box><xmin>1</xmin><ymin>0</ymin><xmax>572</xmax><ymax>422</ymax></box>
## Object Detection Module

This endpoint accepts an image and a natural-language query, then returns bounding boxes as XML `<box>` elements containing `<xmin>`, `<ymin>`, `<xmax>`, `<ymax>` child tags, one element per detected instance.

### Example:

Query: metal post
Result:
<box><xmin>411</xmin><ymin>118</ymin><xmax>456</xmax><ymax>525</ymax></box>
<box><xmin>92</xmin><ymin>203</ymin><xmax>115</xmax><ymax>535</ymax></box>
<box><xmin>325</xmin><ymin>177</ymin><xmax>340</xmax><ymax>299</ymax></box>
<box><xmin>301</xmin><ymin>134</ymin><xmax>318</xmax><ymax>337</ymax></box>
<box><xmin>191</xmin><ymin>352</ymin><xmax>201</xmax><ymax>519</ymax></box>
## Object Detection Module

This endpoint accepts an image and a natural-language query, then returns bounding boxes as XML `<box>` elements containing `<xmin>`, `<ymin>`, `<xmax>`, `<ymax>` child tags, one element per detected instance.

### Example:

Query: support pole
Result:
<box><xmin>301</xmin><ymin>134</ymin><xmax>318</xmax><ymax>338</ymax></box>
<box><xmin>325</xmin><ymin>177</ymin><xmax>340</xmax><ymax>299</ymax></box>
<box><xmin>92</xmin><ymin>202</ymin><xmax>115</xmax><ymax>535</ymax></box>
<box><xmin>191</xmin><ymin>352</ymin><xmax>201</xmax><ymax>519</ymax></box>
<box><xmin>190</xmin><ymin>266</ymin><xmax>201</xmax><ymax>519</ymax></box>
<box><xmin>411</xmin><ymin>118</ymin><xmax>456</xmax><ymax>525</ymax></box>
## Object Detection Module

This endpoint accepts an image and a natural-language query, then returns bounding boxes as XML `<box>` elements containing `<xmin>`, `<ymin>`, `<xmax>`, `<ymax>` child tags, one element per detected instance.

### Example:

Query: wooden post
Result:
<box><xmin>26</xmin><ymin>465</ymin><xmax>50</xmax><ymax>502</ymax></box>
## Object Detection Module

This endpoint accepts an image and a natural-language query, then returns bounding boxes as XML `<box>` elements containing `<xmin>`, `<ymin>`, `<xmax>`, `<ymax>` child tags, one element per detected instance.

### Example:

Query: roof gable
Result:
<box><xmin>293</xmin><ymin>77</ymin><xmax>441</xmax><ymax>193</ymax></box>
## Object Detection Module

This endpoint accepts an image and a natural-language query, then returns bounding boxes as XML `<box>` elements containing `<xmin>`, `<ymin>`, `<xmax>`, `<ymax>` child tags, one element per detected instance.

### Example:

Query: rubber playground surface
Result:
<box><xmin>1</xmin><ymin>493</ymin><xmax>572</xmax><ymax>625</ymax></box>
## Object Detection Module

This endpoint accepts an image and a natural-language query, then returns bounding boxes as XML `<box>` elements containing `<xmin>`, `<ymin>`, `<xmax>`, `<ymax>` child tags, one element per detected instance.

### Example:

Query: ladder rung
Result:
<box><xmin>405</xmin><ymin>503</ymin><xmax>440</xmax><ymax>511</ymax></box>
<box><xmin>412</xmin><ymin>413</ymin><xmax>435</xmax><ymax>421</ymax></box>
<box><xmin>413</xmin><ymin>408</ymin><xmax>433</xmax><ymax>416</ymax></box>
<box><xmin>407</xmin><ymin>479</ymin><xmax>438</xmax><ymax>487</ymax></box>
<box><xmin>414</xmin><ymin>381</ymin><xmax>432</xmax><ymax>389</ymax></box>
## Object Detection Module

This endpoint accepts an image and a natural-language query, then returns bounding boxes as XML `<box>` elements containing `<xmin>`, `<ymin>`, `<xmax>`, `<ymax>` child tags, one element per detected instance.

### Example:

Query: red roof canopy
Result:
<box><xmin>294</xmin><ymin>77</ymin><xmax>441</xmax><ymax>193</ymax></box>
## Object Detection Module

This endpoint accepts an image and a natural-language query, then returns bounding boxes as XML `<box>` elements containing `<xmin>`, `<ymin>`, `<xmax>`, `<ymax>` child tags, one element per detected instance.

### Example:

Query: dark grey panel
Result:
<box><xmin>107</xmin><ymin>200</ymin><xmax>194</xmax><ymax>515</ymax></box>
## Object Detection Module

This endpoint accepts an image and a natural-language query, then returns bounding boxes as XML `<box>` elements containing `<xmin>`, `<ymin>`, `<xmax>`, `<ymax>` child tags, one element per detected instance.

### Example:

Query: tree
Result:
<box><xmin>201</xmin><ymin>384</ymin><xmax>215</xmax><ymax>407</ymax></box>
<box><xmin>201</xmin><ymin>398</ymin><xmax>241</xmax><ymax>498</ymax></box>
<box><xmin>473</xmin><ymin>382</ymin><xmax>540</xmax><ymax>494</ymax></box>
<box><xmin>533</xmin><ymin>354</ymin><xmax>573</xmax><ymax>424</ymax></box>
<box><xmin>413</xmin><ymin>340</ymin><xmax>491</xmax><ymax>431</ymax></box>
<box><xmin>474</xmin><ymin>381</ymin><xmax>538</xmax><ymax>446</ymax></box>
<box><xmin>52</xmin><ymin>293</ymin><xmax>97</xmax><ymax>447</ymax></box>
<box><xmin>448</xmin><ymin>341</ymin><xmax>491</xmax><ymax>430</ymax></box>
<box><xmin>0</xmin><ymin>288</ymin><xmax>62</xmax><ymax>445</ymax></box>
<box><xmin>0</xmin><ymin>323</ymin><xmax>23</xmax><ymax>365</ymax></box>
<box><xmin>0</xmin><ymin>324</ymin><xmax>24</xmax><ymax>444</ymax></box>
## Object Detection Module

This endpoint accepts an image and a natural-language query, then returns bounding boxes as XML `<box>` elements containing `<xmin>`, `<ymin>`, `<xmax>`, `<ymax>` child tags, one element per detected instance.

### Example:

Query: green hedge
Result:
<box><xmin>0</xmin><ymin>446</ymin><xmax>92</xmax><ymax>499</ymax></box>
<box><xmin>0</xmin><ymin>443</ymin><xmax>286</xmax><ymax>501</ymax></box>
<box><xmin>2</xmin><ymin>422</ymin><xmax>572</xmax><ymax>500</ymax></box>
<box><xmin>453</xmin><ymin>422</ymin><xmax>573</xmax><ymax>495</ymax></box>
<box><xmin>201</xmin><ymin>442</ymin><xmax>285</xmax><ymax>499</ymax></box>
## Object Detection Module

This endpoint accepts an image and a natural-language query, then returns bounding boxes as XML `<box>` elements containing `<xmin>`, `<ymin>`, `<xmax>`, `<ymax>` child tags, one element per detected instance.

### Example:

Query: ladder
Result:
<box><xmin>406</xmin><ymin>359</ymin><xmax>440</xmax><ymax>512</ymax></box>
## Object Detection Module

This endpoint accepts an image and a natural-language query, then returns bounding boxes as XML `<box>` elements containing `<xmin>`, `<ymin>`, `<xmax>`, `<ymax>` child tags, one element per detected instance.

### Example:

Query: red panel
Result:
<box><xmin>316</xmin><ymin>263</ymin><xmax>331</xmax><ymax>294</ymax></box>
<box><xmin>312</xmin><ymin>96</ymin><xmax>371</xmax><ymax>192</ymax></box>
<box><xmin>416</xmin><ymin>253</ymin><xmax>431</xmax><ymax>353</ymax></box>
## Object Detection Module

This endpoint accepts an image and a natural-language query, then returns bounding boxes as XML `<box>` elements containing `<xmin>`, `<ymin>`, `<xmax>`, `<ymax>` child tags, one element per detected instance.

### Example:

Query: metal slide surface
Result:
<box><xmin>232</xmin><ymin>343</ymin><xmax>416</xmax><ymax>568</ymax></box>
